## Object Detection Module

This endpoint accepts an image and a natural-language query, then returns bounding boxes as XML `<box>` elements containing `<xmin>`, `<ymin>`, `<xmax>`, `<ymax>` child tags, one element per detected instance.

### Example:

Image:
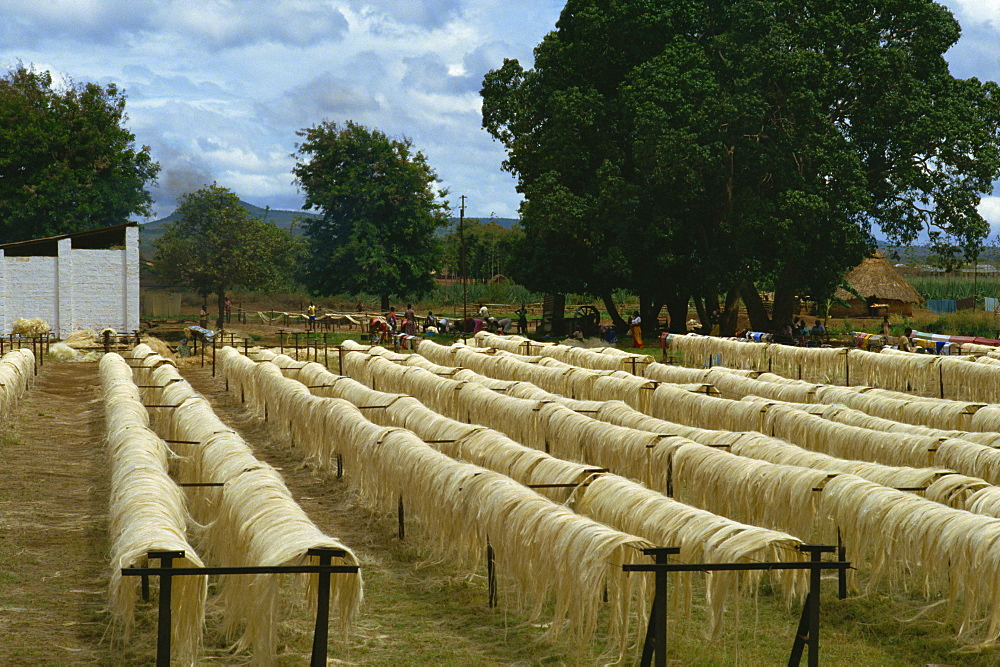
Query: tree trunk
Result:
<box><xmin>693</xmin><ymin>294</ymin><xmax>709</xmax><ymax>333</ymax></box>
<box><xmin>216</xmin><ymin>290</ymin><xmax>226</xmax><ymax>330</ymax></box>
<box><xmin>600</xmin><ymin>291</ymin><xmax>628</xmax><ymax>330</ymax></box>
<box><xmin>740</xmin><ymin>280</ymin><xmax>773</xmax><ymax>332</ymax></box>
<box><xmin>651</xmin><ymin>301</ymin><xmax>664</xmax><ymax>334</ymax></box>
<box><xmin>766</xmin><ymin>263</ymin><xmax>802</xmax><ymax>332</ymax></box>
<box><xmin>380</xmin><ymin>293</ymin><xmax>390</xmax><ymax>312</ymax></box>
<box><xmin>770</xmin><ymin>284</ymin><xmax>799</xmax><ymax>332</ymax></box>
<box><xmin>638</xmin><ymin>291</ymin><xmax>651</xmax><ymax>344</ymax></box>
<box><xmin>720</xmin><ymin>289</ymin><xmax>741</xmax><ymax>337</ymax></box>
<box><xmin>664</xmin><ymin>291</ymin><xmax>690</xmax><ymax>334</ymax></box>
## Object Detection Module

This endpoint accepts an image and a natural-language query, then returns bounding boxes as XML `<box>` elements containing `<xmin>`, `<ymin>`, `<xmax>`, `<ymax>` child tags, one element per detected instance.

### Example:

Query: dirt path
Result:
<box><xmin>0</xmin><ymin>361</ymin><xmax>112</xmax><ymax>664</ymax></box>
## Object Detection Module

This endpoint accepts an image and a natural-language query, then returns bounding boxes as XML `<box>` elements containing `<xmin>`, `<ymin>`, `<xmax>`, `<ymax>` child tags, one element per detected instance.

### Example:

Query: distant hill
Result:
<box><xmin>139</xmin><ymin>202</ymin><xmax>320</xmax><ymax>256</ymax></box>
<box><xmin>880</xmin><ymin>245</ymin><xmax>1000</xmax><ymax>264</ymax></box>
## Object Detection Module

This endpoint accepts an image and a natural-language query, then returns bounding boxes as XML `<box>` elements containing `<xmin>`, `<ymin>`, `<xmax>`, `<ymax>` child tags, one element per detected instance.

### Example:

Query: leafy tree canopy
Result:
<box><xmin>0</xmin><ymin>63</ymin><xmax>159</xmax><ymax>243</ymax></box>
<box><xmin>153</xmin><ymin>184</ymin><xmax>303</xmax><ymax>327</ymax></box>
<box><xmin>482</xmin><ymin>0</ymin><xmax>1000</xmax><ymax>332</ymax></box>
<box><xmin>292</xmin><ymin>120</ymin><xmax>449</xmax><ymax>311</ymax></box>
<box><xmin>441</xmin><ymin>218</ymin><xmax>525</xmax><ymax>282</ymax></box>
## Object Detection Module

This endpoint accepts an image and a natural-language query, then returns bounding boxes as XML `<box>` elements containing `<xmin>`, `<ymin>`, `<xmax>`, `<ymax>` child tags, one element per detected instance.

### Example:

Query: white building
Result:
<box><xmin>0</xmin><ymin>223</ymin><xmax>140</xmax><ymax>338</ymax></box>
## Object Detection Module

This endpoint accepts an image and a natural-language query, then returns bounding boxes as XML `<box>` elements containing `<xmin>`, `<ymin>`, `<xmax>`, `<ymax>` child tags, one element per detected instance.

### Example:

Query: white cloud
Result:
<box><xmin>947</xmin><ymin>0</ymin><xmax>1000</xmax><ymax>26</ymax></box>
<box><xmin>979</xmin><ymin>196</ymin><xmax>1000</xmax><ymax>223</ymax></box>
<box><xmin>0</xmin><ymin>1</ymin><xmax>559</xmax><ymax>220</ymax></box>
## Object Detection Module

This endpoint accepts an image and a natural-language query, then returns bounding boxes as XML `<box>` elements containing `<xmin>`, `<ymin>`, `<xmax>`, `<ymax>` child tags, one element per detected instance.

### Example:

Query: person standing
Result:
<box><xmin>516</xmin><ymin>304</ymin><xmax>528</xmax><ymax>334</ymax></box>
<box><xmin>199</xmin><ymin>305</ymin><xmax>208</xmax><ymax>329</ymax></box>
<box><xmin>307</xmin><ymin>302</ymin><xmax>317</xmax><ymax>331</ymax></box>
<box><xmin>403</xmin><ymin>303</ymin><xmax>417</xmax><ymax>336</ymax></box>
<box><xmin>881</xmin><ymin>315</ymin><xmax>891</xmax><ymax>340</ymax></box>
<box><xmin>630</xmin><ymin>311</ymin><xmax>645</xmax><ymax>348</ymax></box>
<box><xmin>224</xmin><ymin>296</ymin><xmax>232</xmax><ymax>323</ymax></box>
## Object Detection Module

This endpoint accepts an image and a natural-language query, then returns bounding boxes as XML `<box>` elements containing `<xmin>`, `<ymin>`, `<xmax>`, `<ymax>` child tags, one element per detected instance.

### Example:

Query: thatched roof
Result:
<box><xmin>833</xmin><ymin>251</ymin><xmax>924</xmax><ymax>304</ymax></box>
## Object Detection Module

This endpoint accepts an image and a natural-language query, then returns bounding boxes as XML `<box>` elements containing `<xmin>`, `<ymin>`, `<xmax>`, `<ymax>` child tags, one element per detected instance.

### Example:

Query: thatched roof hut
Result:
<box><xmin>830</xmin><ymin>251</ymin><xmax>924</xmax><ymax>317</ymax></box>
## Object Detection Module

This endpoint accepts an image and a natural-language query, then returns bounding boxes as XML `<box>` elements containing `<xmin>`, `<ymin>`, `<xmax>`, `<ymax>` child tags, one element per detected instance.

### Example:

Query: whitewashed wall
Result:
<box><xmin>0</xmin><ymin>226</ymin><xmax>139</xmax><ymax>338</ymax></box>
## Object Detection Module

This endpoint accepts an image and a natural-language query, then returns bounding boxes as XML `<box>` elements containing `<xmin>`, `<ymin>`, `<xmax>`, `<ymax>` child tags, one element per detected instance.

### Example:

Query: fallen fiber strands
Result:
<box><xmin>233</xmin><ymin>350</ymin><xmax>809</xmax><ymax>637</ymax></box>
<box><xmin>101</xmin><ymin>353</ymin><xmax>206</xmax><ymax>663</ymax></box>
<box><xmin>217</xmin><ymin>348</ymin><xmax>653</xmax><ymax>654</ymax></box>
<box><xmin>123</xmin><ymin>345</ymin><xmax>362</xmax><ymax>661</ymax></box>
<box><xmin>340</xmin><ymin>343</ymin><xmax>1000</xmax><ymax>639</ymax></box>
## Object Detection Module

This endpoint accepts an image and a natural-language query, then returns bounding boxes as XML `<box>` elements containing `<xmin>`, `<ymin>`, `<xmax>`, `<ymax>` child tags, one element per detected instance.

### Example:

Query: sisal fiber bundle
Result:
<box><xmin>221</xmin><ymin>350</ymin><xmax>656</xmax><ymax>650</ymax></box>
<box><xmin>331</xmin><ymin>339</ymin><xmax>1000</xmax><ymax>634</ymax></box>
<box><xmin>227</xmin><ymin>348</ymin><xmax>816</xmax><ymax>645</ymax></box>
<box><xmin>0</xmin><ymin>348</ymin><xmax>34</xmax><ymax>422</ymax></box>
<box><xmin>101</xmin><ymin>353</ymin><xmax>206</xmax><ymax>662</ymax></box>
<box><xmin>11</xmin><ymin>316</ymin><xmax>49</xmax><ymax>337</ymax></box>
<box><xmin>122</xmin><ymin>346</ymin><xmax>363</xmax><ymax>660</ymax></box>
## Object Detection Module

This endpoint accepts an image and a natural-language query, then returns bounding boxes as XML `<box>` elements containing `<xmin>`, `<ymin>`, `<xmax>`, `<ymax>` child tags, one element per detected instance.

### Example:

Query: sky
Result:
<box><xmin>2</xmin><ymin>0</ymin><xmax>1000</xmax><ymax>229</ymax></box>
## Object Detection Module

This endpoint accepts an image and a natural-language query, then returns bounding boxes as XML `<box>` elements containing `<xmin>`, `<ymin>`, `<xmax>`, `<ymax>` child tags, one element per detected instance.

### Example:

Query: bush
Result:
<box><xmin>922</xmin><ymin>310</ymin><xmax>1000</xmax><ymax>338</ymax></box>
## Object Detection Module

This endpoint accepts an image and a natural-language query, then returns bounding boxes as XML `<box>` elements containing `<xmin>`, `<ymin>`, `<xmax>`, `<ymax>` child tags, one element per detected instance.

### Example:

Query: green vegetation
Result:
<box><xmin>439</xmin><ymin>217</ymin><xmax>524</xmax><ymax>282</ymax></box>
<box><xmin>292</xmin><ymin>120</ymin><xmax>449</xmax><ymax>311</ymax></box>
<box><xmin>0</xmin><ymin>63</ymin><xmax>159</xmax><ymax>243</ymax></box>
<box><xmin>482</xmin><ymin>0</ymin><xmax>1000</xmax><ymax>335</ymax></box>
<box><xmin>922</xmin><ymin>309</ymin><xmax>1000</xmax><ymax>338</ymax></box>
<box><xmin>153</xmin><ymin>184</ymin><xmax>303</xmax><ymax>328</ymax></box>
<box><xmin>908</xmin><ymin>275</ymin><xmax>1000</xmax><ymax>301</ymax></box>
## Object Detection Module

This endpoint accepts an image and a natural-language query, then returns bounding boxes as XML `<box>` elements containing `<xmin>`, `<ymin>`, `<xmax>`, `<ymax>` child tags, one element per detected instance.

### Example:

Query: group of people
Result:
<box><xmin>776</xmin><ymin>317</ymin><xmax>827</xmax><ymax>345</ymax></box>
<box><xmin>881</xmin><ymin>316</ymin><xmax>917</xmax><ymax>351</ymax></box>
<box><xmin>367</xmin><ymin>303</ymin><xmax>532</xmax><ymax>341</ymax></box>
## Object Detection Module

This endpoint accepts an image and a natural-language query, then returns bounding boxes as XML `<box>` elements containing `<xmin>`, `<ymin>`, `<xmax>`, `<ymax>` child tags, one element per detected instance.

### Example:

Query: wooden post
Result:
<box><xmin>309</xmin><ymin>550</ymin><xmax>333</xmax><ymax>667</ymax></box>
<box><xmin>397</xmin><ymin>495</ymin><xmax>405</xmax><ymax>539</ymax></box>
<box><xmin>486</xmin><ymin>538</ymin><xmax>497</xmax><ymax>608</ymax></box>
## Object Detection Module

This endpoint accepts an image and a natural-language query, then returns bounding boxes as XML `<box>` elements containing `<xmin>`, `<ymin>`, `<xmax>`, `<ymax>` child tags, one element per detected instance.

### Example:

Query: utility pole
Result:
<box><xmin>460</xmin><ymin>195</ymin><xmax>467</xmax><ymax>343</ymax></box>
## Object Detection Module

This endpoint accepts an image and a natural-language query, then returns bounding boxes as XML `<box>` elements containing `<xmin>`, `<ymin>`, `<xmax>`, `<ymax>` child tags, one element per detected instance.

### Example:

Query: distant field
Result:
<box><xmin>907</xmin><ymin>275</ymin><xmax>1000</xmax><ymax>301</ymax></box>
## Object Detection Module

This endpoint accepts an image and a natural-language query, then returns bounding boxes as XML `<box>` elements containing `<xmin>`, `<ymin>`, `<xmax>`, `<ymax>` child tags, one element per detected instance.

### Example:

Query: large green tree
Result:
<box><xmin>153</xmin><ymin>184</ymin><xmax>303</xmax><ymax>328</ymax></box>
<box><xmin>482</xmin><ymin>0</ymin><xmax>1000</xmax><ymax>333</ymax></box>
<box><xmin>292</xmin><ymin>121</ymin><xmax>449</xmax><ymax>310</ymax></box>
<box><xmin>0</xmin><ymin>63</ymin><xmax>159</xmax><ymax>243</ymax></box>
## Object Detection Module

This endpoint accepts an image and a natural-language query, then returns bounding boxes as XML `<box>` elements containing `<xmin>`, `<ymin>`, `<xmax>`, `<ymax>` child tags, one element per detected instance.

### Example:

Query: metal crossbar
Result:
<box><xmin>122</xmin><ymin>548</ymin><xmax>359</xmax><ymax>666</ymax></box>
<box><xmin>623</xmin><ymin>545</ymin><xmax>849</xmax><ymax>667</ymax></box>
